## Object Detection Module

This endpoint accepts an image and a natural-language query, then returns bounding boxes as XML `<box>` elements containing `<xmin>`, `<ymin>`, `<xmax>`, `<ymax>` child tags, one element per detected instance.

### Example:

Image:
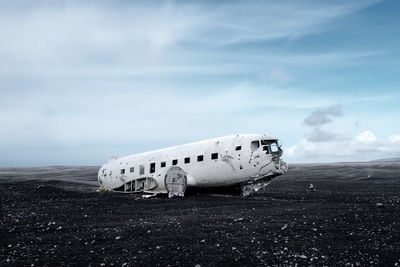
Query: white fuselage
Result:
<box><xmin>98</xmin><ymin>134</ymin><xmax>287</xmax><ymax>195</ymax></box>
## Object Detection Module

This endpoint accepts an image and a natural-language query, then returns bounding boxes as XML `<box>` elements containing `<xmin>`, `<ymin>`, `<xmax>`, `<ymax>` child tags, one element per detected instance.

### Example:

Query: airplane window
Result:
<box><xmin>184</xmin><ymin>157</ymin><xmax>190</xmax><ymax>164</ymax></box>
<box><xmin>150</xmin><ymin>163</ymin><xmax>155</xmax><ymax>173</ymax></box>
<box><xmin>130</xmin><ymin>167</ymin><xmax>135</xmax><ymax>173</ymax></box>
<box><xmin>120</xmin><ymin>169</ymin><xmax>125</xmax><ymax>175</ymax></box>
<box><xmin>197</xmin><ymin>155</ymin><xmax>204</xmax><ymax>162</ymax></box>
<box><xmin>251</xmin><ymin>141</ymin><xmax>260</xmax><ymax>152</ymax></box>
<box><xmin>172</xmin><ymin>159</ymin><xmax>178</xmax><ymax>165</ymax></box>
<box><xmin>235</xmin><ymin>146</ymin><xmax>241</xmax><ymax>151</ymax></box>
<box><xmin>161</xmin><ymin>161</ymin><xmax>166</xmax><ymax>168</ymax></box>
<box><xmin>211</xmin><ymin>153</ymin><xmax>218</xmax><ymax>160</ymax></box>
<box><xmin>270</xmin><ymin>143</ymin><xmax>279</xmax><ymax>153</ymax></box>
<box><xmin>139</xmin><ymin>165</ymin><xmax>144</xmax><ymax>175</ymax></box>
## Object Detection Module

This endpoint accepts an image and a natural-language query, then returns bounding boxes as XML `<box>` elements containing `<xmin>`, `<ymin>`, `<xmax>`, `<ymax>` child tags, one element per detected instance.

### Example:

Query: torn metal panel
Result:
<box><xmin>241</xmin><ymin>181</ymin><xmax>272</xmax><ymax>197</ymax></box>
<box><xmin>222</xmin><ymin>154</ymin><xmax>235</xmax><ymax>170</ymax></box>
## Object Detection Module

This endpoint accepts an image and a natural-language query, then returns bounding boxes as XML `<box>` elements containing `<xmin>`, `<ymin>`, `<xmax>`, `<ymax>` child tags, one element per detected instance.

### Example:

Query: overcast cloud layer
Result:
<box><xmin>1</xmin><ymin>0</ymin><xmax>399</xmax><ymax>166</ymax></box>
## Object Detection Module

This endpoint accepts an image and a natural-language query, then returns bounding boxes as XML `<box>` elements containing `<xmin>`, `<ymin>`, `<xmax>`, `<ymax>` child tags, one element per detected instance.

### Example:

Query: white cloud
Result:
<box><xmin>287</xmin><ymin>130</ymin><xmax>400</xmax><ymax>162</ymax></box>
<box><xmin>388</xmin><ymin>135</ymin><xmax>400</xmax><ymax>143</ymax></box>
<box><xmin>288</xmin><ymin>103</ymin><xmax>400</xmax><ymax>162</ymax></box>
<box><xmin>355</xmin><ymin>130</ymin><xmax>376</xmax><ymax>143</ymax></box>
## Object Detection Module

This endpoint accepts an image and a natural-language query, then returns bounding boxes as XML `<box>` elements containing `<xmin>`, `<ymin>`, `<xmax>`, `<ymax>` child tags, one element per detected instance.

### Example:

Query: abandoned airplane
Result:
<box><xmin>98</xmin><ymin>134</ymin><xmax>288</xmax><ymax>197</ymax></box>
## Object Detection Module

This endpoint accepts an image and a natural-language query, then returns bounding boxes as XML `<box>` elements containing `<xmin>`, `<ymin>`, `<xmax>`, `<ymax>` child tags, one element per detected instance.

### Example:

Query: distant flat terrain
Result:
<box><xmin>1</xmin><ymin>163</ymin><xmax>400</xmax><ymax>266</ymax></box>
<box><xmin>0</xmin><ymin>166</ymin><xmax>99</xmax><ymax>191</ymax></box>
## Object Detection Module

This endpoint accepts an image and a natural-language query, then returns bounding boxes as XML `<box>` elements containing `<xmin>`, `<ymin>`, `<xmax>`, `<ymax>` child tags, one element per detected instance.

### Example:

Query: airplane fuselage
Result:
<box><xmin>98</xmin><ymin>134</ymin><xmax>288</xmax><ymax>196</ymax></box>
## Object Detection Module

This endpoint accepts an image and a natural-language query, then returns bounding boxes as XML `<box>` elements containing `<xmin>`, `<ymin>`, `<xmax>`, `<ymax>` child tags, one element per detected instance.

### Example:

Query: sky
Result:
<box><xmin>1</xmin><ymin>0</ymin><xmax>399</xmax><ymax>166</ymax></box>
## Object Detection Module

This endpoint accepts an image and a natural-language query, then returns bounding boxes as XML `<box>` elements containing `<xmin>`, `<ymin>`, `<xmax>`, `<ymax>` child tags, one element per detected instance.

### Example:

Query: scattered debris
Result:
<box><xmin>298</xmin><ymin>255</ymin><xmax>307</xmax><ymax>259</ymax></box>
<box><xmin>96</xmin><ymin>186</ymin><xmax>111</xmax><ymax>192</ymax></box>
<box><xmin>308</xmin><ymin>183</ymin><xmax>316</xmax><ymax>192</ymax></box>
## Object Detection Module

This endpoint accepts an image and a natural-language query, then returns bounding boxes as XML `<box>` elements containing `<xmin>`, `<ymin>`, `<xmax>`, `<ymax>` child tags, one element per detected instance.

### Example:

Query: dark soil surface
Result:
<box><xmin>1</xmin><ymin>163</ymin><xmax>400</xmax><ymax>266</ymax></box>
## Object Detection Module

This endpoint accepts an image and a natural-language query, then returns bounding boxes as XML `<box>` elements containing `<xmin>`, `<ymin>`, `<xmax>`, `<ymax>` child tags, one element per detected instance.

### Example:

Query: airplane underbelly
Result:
<box><xmin>188</xmin><ymin>170</ymin><xmax>249</xmax><ymax>187</ymax></box>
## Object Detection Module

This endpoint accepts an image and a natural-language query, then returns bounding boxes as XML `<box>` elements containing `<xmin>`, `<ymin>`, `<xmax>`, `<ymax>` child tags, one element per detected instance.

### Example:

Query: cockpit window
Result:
<box><xmin>270</xmin><ymin>143</ymin><xmax>279</xmax><ymax>153</ymax></box>
<box><xmin>261</xmin><ymin>140</ymin><xmax>279</xmax><ymax>153</ymax></box>
<box><xmin>251</xmin><ymin>140</ymin><xmax>260</xmax><ymax>152</ymax></box>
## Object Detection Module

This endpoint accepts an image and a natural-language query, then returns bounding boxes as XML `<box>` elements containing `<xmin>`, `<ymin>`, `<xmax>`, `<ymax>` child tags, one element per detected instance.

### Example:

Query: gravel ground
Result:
<box><xmin>1</xmin><ymin>163</ymin><xmax>400</xmax><ymax>266</ymax></box>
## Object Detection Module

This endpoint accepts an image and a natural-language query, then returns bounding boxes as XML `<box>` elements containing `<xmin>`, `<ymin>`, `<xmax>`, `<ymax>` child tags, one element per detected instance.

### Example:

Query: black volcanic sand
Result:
<box><xmin>1</xmin><ymin>163</ymin><xmax>400</xmax><ymax>266</ymax></box>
